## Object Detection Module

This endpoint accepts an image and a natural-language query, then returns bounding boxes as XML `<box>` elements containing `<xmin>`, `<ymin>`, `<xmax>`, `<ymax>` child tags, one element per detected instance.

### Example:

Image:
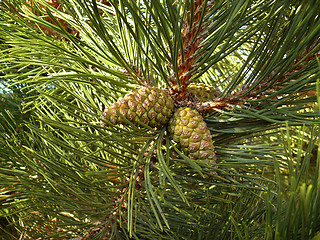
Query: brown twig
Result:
<box><xmin>171</xmin><ymin>0</ymin><xmax>212</xmax><ymax>101</ymax></box>
<box><xmin>236</xmin><ymin>38</ymin><xmax>320</xmax><ymax>101</ymax></box>
<box><xmin>2</xmin><ymin>0</ymin><xmax>79</xmax><ymax>39</ymax></box>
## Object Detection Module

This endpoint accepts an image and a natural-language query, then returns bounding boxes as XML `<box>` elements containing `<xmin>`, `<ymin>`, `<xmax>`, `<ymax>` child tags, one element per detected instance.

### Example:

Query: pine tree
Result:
<box><xmin>1</xmin><ymin>0</ymin><xmax>320</xmax><ymax>239</ymax></box>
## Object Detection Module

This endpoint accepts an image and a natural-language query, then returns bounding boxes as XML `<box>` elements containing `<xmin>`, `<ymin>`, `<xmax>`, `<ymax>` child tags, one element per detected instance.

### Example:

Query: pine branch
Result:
<box><xmin>177</xmin><ymin>0</ymin><xmax>206</xmax><ymax>85</ymax></box>
<box><xmin>237</xmin><ymin>38</ymin><xmax>320</xmax><ymax>101</ymax></box>
<box><xmin>170</xmin><ymin>0</ymin><xmax>214</xmax><ymax>101</ymax></box>
<box><xmin>1</xmin><ymin>1</ymin><xmax>320</xmax><ymax>239</ymax></box>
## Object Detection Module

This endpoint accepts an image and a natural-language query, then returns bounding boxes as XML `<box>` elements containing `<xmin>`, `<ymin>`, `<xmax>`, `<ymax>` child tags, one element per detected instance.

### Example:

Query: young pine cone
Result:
<box><xmin>187</xmin><ymin>83</ymin><xmax>220</xmax><ymax>101</ymax></box>
<box><xmin>168</xmin><ymin>107</ymin><xmax>215</xmax><ymax>162</ymax></box>
<box><xmin>101</xmin><ymin>87</ymin><xmax>174</xmax><ymax>128</ymax></box>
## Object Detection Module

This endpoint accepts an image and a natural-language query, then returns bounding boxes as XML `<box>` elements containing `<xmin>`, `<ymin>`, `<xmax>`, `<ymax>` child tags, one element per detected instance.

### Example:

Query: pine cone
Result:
<box><xmin>168</xmin><ymin>107</ymin><xmax>215</xmax><ymax>161</ymax></box>
<box><xmin>187</xmin><ymin>83</ymin><xmax>219</xmax><ymax>101</ymax></box>
<box><xmin>101</xmin><ymin>87</ymin><xmax>174</xmax><ymax>128</ymax></box>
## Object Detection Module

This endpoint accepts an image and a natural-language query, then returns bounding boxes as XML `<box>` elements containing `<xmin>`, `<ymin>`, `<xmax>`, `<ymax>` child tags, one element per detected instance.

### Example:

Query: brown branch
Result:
<box><xmin>178</xmin><ymin>0</ymin><xmax>204</xmax><ymax>87</ymax></box>
<box><xmin>193</xmin><ymin>97</ymin><xmax>243</xmax><ymax>116</ymax></box>
<box><xmin>2</xmin><ymin>0</ymin><xmax>79</xmax><ymax>39</ymax></box>
<box><xmin>170</xmin><ymin>0</ymin><xmax>215</xmax><ymax>103</ymax></box>
<box><xmin>237</xmin><ymin>38</ymin><xmax>320</xmax><ymax>101</ymax></box>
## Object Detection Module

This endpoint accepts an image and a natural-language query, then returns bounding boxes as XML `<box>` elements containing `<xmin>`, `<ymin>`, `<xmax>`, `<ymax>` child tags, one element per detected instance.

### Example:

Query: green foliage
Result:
<box><xmin>0</xmin><ymin>0</ymin><xmax>320</xmax><ymax>239</ymax></box>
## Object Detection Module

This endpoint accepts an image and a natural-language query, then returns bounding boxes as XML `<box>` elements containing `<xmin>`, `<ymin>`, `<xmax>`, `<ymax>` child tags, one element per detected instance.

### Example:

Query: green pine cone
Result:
<box><xmin>187</xmin><ymin>83</ymin><xmax>217</xmax><ymax>101</ymax></box>
<box><xmin>168</xmin><ymin>107</ymin><xmax>215</xmax><ymax>161</ymax></box>
<box><xmin>101</xmin><ymin>87</ymin><xmax>174</xmax><ymax>128</ymax></box>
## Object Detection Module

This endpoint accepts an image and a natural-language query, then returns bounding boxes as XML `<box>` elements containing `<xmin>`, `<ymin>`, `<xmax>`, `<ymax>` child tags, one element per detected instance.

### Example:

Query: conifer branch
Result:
<box><xmin>191</xmin><ymin>38</ymin><xmax>320</xmax><ymax>117</ymax></box>
<box><xmin>236</xmin><ymin>38</ymin><xmax>320</xmax><ymax>101</ymax></box>
<box><xmin>2</xmin><ymin>0</ymin><xmax>78</xmax><ymax>39</ymax></box>
<box><xmin>170</xmin><ymin>0</ymin><xmax>213</xmax><ymax>101</ymax></box>
<box><xmin>1</xmin><ymin>1</ymin><xmax>320</xmax><ymax>239</ymax></box>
